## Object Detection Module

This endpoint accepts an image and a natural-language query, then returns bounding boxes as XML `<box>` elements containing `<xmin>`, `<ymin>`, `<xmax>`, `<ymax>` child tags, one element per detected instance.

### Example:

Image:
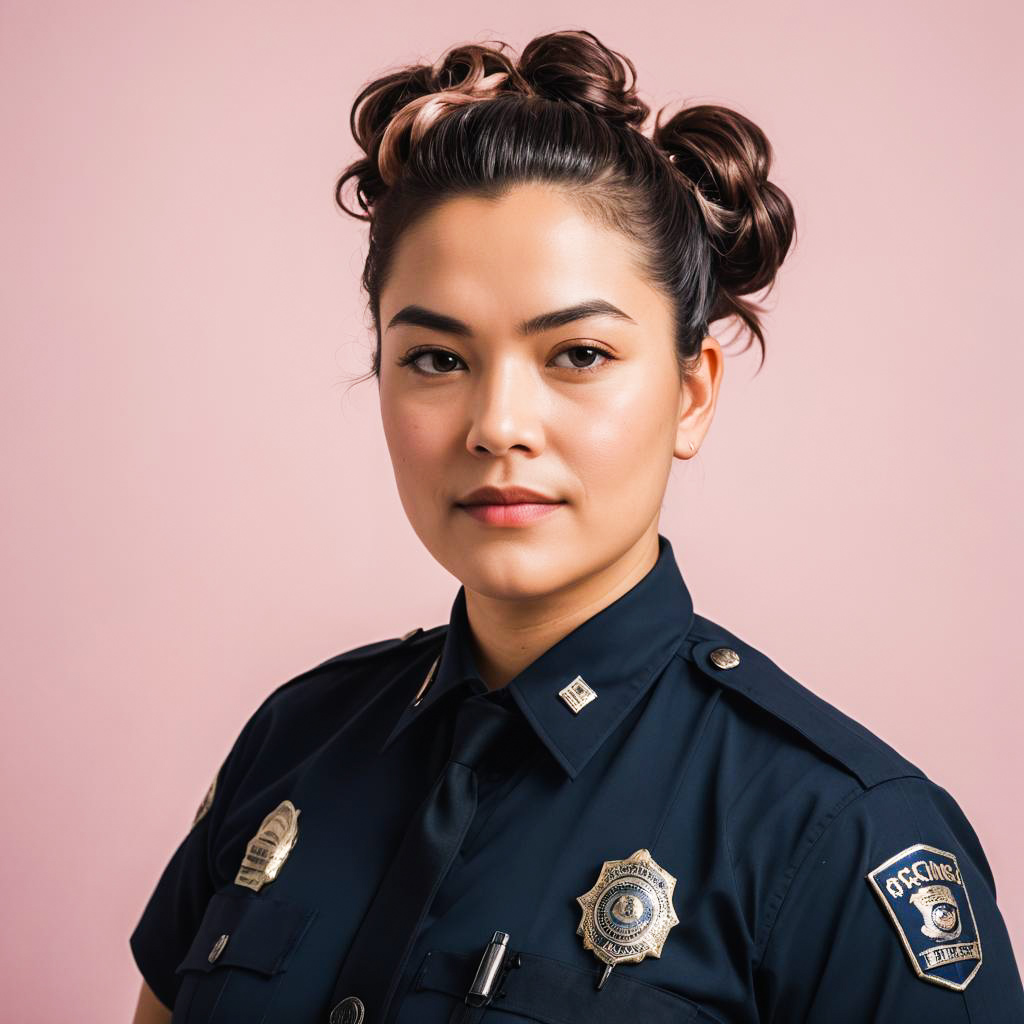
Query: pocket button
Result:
<box><xmin>328</xmin><ymin>995</ymin><xmax>366</xmax><ymax>1023</ymax></box>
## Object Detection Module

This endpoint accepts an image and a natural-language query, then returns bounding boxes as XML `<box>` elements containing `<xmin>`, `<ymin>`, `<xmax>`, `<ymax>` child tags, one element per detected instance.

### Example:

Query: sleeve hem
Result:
<box><xmin>129</xmin><ymin>928</ymin><xmax>177</xmax><ymax>1013</ymax></box>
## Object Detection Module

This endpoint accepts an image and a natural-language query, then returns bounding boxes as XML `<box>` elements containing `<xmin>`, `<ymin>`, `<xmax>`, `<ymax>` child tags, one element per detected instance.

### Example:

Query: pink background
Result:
<box><xmin>2</xmin><ymin>2</ymin><xmax>1021</xmax><ymax>1019</ymax></box>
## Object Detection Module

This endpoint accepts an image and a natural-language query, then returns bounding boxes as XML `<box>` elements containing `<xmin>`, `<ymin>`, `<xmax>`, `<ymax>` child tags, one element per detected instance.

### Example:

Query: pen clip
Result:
<box><xmin>465</xmin><ymin>930</ymin><xmax>512</xmax><ymax>1007</ymax></box>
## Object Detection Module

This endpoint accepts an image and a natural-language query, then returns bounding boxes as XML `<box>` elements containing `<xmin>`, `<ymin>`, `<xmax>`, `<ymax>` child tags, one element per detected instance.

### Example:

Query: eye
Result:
<box><xmin>395</xmin><ymin>348</ymin><xmax>466</xmax><ymax>376</ymax></box>
<box><xmin>551</xmin><ymin>344</ymin><xmax>614</xmax><ymax>373</ymax></box>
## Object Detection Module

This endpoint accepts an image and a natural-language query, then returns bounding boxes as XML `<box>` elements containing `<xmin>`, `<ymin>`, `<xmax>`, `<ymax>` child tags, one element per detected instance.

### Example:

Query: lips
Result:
<box><xmin>455</xmin><ymin>485</ymin><xmax>563</xmax><ymax>507</ymax></box>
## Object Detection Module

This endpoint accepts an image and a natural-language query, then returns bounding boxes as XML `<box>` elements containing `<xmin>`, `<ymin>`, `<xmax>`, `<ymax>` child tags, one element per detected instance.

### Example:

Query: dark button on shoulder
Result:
<box><xmin>709</xmin><ymin>647</ymin><xmax>741</xmax><ymax>670</ymax></box>
<box><xmin>687</xmin><ymin>622</ymin><xmax>927</xmax><ymax>788</ymax></box>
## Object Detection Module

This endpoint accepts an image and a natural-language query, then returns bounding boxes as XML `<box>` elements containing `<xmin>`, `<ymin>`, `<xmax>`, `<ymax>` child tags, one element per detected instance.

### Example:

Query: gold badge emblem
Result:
<box><xmin>910</xmin><ymin>884</ymin><xmax>963</xmax><ymax>941</ymax></box>
<box><xmin>576</xmin><ymin>848</ymin><xmax>680</xmax><ymax>989</ymax></box>
<box><xmin>234</xmin><ymin>799</ymin><xmax>300</xmax><ymax>892</ymax></box>
<box><xmin>191</xmin><ymin>772</ymin><xmax>217</xmax><ymax>829</ymax></box>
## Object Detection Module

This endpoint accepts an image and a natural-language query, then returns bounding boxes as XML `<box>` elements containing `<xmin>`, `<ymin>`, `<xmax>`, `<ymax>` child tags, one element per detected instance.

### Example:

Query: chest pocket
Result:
<box><xmin>172</xmin><ymin>889</ymin><xmax>317</xmax><ymax>1022</ymax></box>
<box><xmin>413</xmin><ymin>948</ymin><xmax>719</xmax><ymax>1024</ymax></box>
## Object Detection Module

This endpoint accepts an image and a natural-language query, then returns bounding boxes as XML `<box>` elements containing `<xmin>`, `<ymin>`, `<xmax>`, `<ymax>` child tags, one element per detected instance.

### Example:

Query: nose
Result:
<box><xmin>464</xmin><ymin>356</ymin><xmax>544</xmax><ymax>457</ymax></box>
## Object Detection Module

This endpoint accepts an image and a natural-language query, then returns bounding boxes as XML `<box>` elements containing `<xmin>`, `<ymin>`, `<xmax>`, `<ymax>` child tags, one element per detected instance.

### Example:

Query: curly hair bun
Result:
<box><xmin>518</xmin><ymin>29</ymin><xmax>649</xmax><ymax>129</ymax></box>
<box><xmin>654</xmin><ymin>103</ymin><xmax>795</xmax><ymax>302</ymax></box>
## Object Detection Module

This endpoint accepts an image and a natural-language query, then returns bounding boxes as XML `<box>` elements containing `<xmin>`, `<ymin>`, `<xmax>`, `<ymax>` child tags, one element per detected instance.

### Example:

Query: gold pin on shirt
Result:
<box><xmin>576</xmin><ymin>848</ymin><xmax>680</xmax><ymax>989</ymax></box>
<box><xmin>234</xmin><ymin>799</ymin><xmax>300</xmax><ymax>892</ymax></box>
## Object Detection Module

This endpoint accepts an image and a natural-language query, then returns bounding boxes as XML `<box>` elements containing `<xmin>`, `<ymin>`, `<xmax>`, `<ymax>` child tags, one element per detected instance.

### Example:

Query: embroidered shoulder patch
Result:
<box><xmin>191</xmin><ymin>771</ymin><xmax>217</xmax><ymax>829</ymax></box>
<box><xmin>866</xmin><ymin>843</ymin><xmax>982</xmax><ymax>990</ymax></box>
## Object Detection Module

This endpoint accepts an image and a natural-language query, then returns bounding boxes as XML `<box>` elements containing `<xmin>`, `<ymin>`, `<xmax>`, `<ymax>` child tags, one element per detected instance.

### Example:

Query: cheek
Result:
<box><xmin>559</xmin><ymin>371</ymin><xmax>677</xmax><ymax>486</ymax></box>
<box><xmin>384</xmin><ymin>406</ymin><xmax>447</xmax><ymax>463</ymax></box>
<box><xmin>380</xmin><ymin>394</ymin><xmax>455</xmax><ymax>504</ymax></box>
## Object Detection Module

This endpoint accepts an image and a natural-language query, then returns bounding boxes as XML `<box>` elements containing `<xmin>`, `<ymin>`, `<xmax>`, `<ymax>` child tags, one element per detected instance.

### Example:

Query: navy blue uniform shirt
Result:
<box><xmin>130</xmin><ymin>534</ymin><xmax>1024</xmax><ymax>1022</ymax></box>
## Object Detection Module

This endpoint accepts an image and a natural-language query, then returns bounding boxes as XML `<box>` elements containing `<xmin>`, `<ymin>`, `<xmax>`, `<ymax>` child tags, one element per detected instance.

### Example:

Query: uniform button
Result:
<box><xmin>709</xmin><ymin>647</ymin><xmax>740</xmax><ymax>669</ymax></box>
<box><xmin>207</xmin><ymin>933</ymin><xmax>229</xmax><ymax>962</ymax></box>
<box><xmin>329</xmin><ymin>996</ymin><xmax>365</xmax><ymax>1024</ymax></box>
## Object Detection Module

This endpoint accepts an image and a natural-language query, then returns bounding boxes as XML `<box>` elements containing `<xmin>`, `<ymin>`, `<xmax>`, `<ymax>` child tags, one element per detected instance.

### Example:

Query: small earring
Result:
<box><xmin>688</xmin><ymin>441</ymin><xmax>695</xmax><ymax>454</ymax></box>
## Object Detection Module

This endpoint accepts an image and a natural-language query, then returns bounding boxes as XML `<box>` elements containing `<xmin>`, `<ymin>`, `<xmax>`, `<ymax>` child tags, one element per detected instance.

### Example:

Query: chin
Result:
<box><xmin>444</xmin><ymin>534</ymin><xmax>574</xmax><ymax>600</ymax></box>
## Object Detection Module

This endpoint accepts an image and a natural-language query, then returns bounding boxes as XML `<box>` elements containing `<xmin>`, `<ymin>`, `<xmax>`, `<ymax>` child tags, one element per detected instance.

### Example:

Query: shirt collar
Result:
<box><xmin>378</xmin><ymin>533</ymin><xmax>695</xmax><ymax>780</ymax></box>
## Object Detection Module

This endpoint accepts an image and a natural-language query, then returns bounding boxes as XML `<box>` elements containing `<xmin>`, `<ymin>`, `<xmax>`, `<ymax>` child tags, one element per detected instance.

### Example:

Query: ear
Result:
<box><xmin>674</xmin><ymin>335</ymin><xmax>724</xmax><ymax>459</ymax></box>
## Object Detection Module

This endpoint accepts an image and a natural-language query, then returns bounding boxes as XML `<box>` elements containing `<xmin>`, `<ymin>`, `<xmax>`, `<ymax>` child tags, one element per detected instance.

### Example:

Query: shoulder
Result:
<box><xmin>199</xmin><ymin>623</ymin><xmax>448</xmax><ymax>828</ymax></box>
<box><xmin>676</xmin><ymin>613</ymin><xmax>1003</xmax><ymax>984</ymax></box>
<box><xmin>312</xmin><ymin>624</ymin><xmax>447</xmax><ymax>674</ymax></box>
<box><xmin>252</xmin><ymin>623</ymin><xmax>448</xmax><ymax>721</ymax></box>
<box><xmin>681</xmin><ymin>611</ymin><xmax>926</xmax><ymax>790</ymax></box>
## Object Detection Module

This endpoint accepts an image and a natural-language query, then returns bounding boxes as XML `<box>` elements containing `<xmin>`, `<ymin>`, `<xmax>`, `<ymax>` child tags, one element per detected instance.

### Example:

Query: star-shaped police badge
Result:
<box><xmin>576</xmin><ymin>847</ymin><xmax>680</xmax><ymax>989</ymax></box>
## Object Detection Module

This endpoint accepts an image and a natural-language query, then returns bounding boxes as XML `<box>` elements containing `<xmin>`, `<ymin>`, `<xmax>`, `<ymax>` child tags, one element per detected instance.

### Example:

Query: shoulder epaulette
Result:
<box><xmin>686</xmin><ymin>613</ymin><xmax>924</xmax><ymax>789</ymax></box>
<box><xmin>251</xmin><ymin>624</ymin><xmax>448</xmax><ymax>714</ymax></box>
<box><xmin>313</xmin><ymin>623</ymin><xmax>447</xmax><ymax>673</ymax></box>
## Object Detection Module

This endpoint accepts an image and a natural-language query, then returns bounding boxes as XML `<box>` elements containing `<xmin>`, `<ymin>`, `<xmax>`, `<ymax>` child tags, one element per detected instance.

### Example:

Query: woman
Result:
<box><xmin>130</xmin><ymin>29</ymin><xmax>1023</xmax><ymax>1024</ymax></box>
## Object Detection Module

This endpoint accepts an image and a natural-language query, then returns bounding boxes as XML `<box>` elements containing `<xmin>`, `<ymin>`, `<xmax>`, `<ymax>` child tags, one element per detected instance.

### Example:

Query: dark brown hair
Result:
<box><xmin>335</xmin><ymin>29</ymin><xmax>797</xmax><ymax>380</ymax></box>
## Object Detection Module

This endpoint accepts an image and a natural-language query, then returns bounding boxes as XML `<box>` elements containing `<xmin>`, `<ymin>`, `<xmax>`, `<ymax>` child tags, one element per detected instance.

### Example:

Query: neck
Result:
<box><xmin>462</xmin><ymin>525</ymin><xmax>661</xmax><ymax>691</ymax></box>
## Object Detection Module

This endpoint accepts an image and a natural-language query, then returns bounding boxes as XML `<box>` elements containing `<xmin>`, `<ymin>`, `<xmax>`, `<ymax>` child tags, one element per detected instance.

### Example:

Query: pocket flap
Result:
<box><xmin>415</xmin><ymin>948</ymin><xmax>701</xmax><ymax>1022</ymax></box>
<box><xmin>175</xmin><ymin>889</ymin><xmax>316</xmax><ymax>977</ymax></box>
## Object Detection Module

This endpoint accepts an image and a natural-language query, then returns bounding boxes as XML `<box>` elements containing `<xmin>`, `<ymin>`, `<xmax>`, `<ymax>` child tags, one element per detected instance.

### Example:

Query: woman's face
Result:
<box><xmin>377</xmin><ymin>183</ymin><xmax>722</xmax><ymax>601</ymax></box>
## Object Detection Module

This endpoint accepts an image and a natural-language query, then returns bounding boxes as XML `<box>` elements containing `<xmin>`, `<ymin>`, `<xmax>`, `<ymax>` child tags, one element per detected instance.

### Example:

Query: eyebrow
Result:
<box><xmin>385</xmin><ymin>299</ymin><xmax>637</xmax><ymax>337</ymax></box>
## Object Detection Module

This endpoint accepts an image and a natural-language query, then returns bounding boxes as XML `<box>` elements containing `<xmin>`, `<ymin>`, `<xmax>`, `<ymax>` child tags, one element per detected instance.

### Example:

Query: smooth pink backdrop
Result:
<box><xmin>1</xmin><ymin>2</ymin><xmax>1020</xmax><ymax>1019</ymax></box>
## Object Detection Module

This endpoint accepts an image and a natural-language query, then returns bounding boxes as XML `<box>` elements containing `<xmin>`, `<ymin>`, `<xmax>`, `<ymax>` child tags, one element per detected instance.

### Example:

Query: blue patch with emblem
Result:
<box><xmin>866</xmin><ymin>843</ymin><xmax>982</xmax><ymax>990</ymax></box>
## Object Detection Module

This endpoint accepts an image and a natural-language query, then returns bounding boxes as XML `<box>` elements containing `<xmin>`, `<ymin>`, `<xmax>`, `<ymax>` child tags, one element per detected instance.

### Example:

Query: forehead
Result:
<box><xmin>381</xmin><ymin>184</ymin><xmax>661</xmax><ymax>325</ymax></box>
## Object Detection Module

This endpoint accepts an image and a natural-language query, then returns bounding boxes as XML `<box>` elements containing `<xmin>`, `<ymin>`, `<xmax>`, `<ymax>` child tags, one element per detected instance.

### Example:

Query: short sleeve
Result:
<box><xmin>755</xmin><ymin>775</ymin><xmax>1024</xmax><ymax>1023</ymax></box>
<box><xmin>128</xmin><ymin>704</ymin><xmax>266</xmax><ymax>1010</ymax></box>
